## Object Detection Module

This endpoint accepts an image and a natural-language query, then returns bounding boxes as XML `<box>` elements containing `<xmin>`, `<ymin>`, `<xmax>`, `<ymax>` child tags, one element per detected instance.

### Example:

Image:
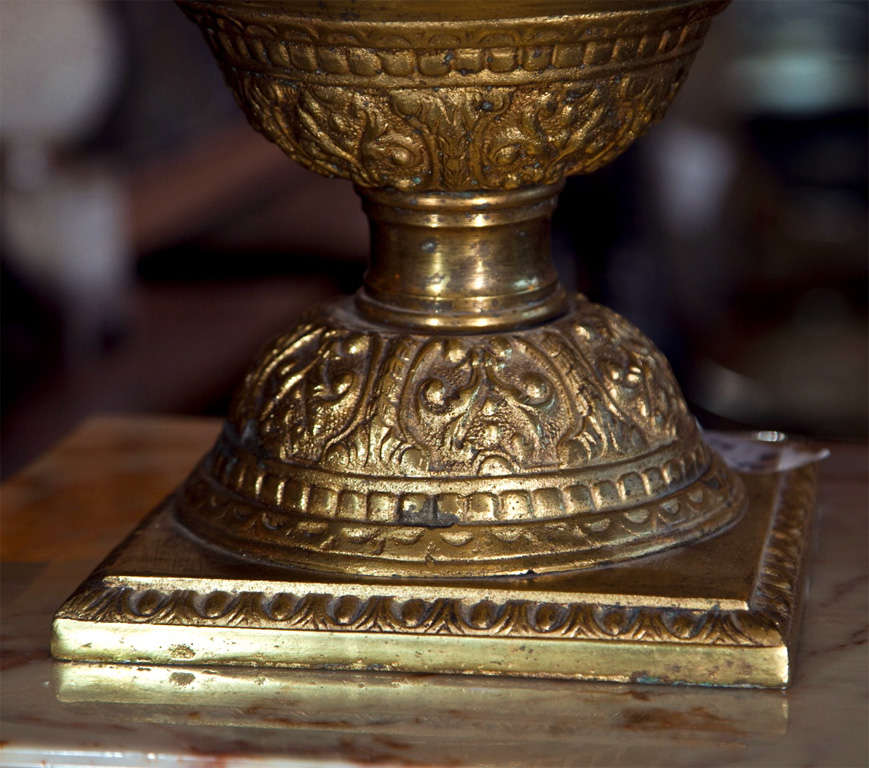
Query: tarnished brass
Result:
<box><xmin>166</xmin><ymin>0</ymin><xmax>743</xmax><ymax>577</ymax></box>
<box><xmin>49</xmin><ymin>0</ymin><xmax>813</xmax><ymax>687</ymax></box>
<box><xmin>179</xmin><ymin>0</ymin><xmax>727</xmax><ymax>193</ymax></box>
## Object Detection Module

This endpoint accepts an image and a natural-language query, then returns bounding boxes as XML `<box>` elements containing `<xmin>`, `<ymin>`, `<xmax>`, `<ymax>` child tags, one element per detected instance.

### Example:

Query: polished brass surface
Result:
<box><xmin>357</xmin><ymin>184</ymin><xmax>567</xmax><ymax>331</ymax></box>
<box><xmin>52</xmin><ymin>465</ymin><xmax>817</xmax><ymax>687</ymax></box>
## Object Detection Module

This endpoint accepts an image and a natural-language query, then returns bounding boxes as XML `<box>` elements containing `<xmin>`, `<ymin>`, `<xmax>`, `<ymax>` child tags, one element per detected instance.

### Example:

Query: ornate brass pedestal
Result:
<box><xmin>52</xmin><ymin>0</ymin><xmax>818</xmax><ymax>687</ymax></box>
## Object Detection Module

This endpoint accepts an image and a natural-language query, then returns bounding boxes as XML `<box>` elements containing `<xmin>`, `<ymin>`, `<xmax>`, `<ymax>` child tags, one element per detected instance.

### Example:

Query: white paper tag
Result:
<box><xmin>703</xmin><ymin>430</ymin><xmax>830</xmax><ymax>474</ymax></box>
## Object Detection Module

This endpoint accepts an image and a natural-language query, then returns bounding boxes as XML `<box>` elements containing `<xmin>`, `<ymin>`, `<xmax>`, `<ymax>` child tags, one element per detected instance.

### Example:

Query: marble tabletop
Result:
<box><xmin>1</xmin><ymin>416</ymin><xmax>866</xmax><ymax>767</ymax></box>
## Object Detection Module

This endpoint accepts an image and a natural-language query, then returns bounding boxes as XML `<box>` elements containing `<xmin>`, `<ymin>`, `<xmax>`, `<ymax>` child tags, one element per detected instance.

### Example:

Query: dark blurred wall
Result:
<box><xmin>556</xmin><ymin>0</ymin><xmax>868</xmax><ymax>438</ymax></box>
<box><xmin>2</xmin><ymin>0</ymin><xmax>866</xmax><ymax>477</ymax></box>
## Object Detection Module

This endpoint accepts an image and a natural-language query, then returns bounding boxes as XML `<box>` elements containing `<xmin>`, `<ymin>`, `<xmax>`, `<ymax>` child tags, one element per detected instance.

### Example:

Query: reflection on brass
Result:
<box><xmin>51</xmin><ymin>0</ymin><xmax>817</xmax><ymax>686</ymax></box>
<box><xmin>55</xmin><ymin>664</ymin><xmax>789</xmax><ymax>761</ymax></box>
<box><xmin>52</xmin><ymin>466</ymin><xmax>816</xmax><ymax>687</ymax></box>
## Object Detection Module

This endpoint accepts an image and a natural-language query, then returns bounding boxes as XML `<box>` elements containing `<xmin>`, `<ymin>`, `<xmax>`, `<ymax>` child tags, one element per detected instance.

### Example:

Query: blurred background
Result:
<box><xmin>1</xmin><ymin>0</ymin><xmax>866</xmax><ymax>478</ymax></box>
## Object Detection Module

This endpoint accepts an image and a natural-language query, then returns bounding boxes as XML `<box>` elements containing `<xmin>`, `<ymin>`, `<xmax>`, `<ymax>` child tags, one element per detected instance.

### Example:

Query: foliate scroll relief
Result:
<box><xmin>229</xmin><ymin>299</ymin><xmax>695</xmax><ymax>479</ymax></box>
<box><xmin>226</xmin><ymin>67</ymin><xmax>692</xmax><ymax>191</ymax></box>
<box><xmin>178</xmin><ymin>0</ymin><xmax>717</xmax><ymax>191</ymax></box>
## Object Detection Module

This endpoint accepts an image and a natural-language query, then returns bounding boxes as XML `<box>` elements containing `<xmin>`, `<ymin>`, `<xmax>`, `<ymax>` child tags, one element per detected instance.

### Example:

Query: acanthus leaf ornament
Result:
<box><xmin>174</xmin><ymin>297</ymin><xmax>744</xmax><ymax>577</ymax></box>
<box><xmin>180</xmin><ymin>0</ymin><xmax>721</xmax><ymax>192</ymax></box>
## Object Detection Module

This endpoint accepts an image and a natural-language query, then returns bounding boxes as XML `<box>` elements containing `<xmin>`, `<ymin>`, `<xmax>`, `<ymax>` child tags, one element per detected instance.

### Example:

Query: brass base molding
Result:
<box><xmin>53</xmin><ymin>464</ymin><xmax>815</xmax><ymax>688</ymax></box>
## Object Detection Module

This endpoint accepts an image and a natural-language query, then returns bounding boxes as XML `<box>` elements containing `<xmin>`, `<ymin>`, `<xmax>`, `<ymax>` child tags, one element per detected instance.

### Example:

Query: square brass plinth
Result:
<box><xmin>52</xmin><ymin>465</ymin><xmax>816</xmax><ymax>688</ymax></box>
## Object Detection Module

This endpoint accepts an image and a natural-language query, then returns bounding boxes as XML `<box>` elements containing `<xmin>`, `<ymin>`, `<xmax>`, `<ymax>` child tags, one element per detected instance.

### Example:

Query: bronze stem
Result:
<box><xmin>356</xmin><ymin>184</ymin><xmax>568</xmax><ymax>331</ymax></box>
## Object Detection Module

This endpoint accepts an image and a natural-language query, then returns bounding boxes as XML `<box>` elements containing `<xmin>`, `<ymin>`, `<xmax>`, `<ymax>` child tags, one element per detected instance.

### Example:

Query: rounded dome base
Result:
<box><xmin>175</xmin><ymin>297</ymin><xmax>745</xmax><ymax>578</ymax></box>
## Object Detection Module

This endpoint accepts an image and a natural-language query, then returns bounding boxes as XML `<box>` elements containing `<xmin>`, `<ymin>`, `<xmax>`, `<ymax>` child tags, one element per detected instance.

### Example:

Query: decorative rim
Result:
<box><xmin>179</xmin><ymin>0</ymin><xmax>728</xmax><ymax>88</ymax></box>
<box><xmin>176</xmin><ymin>451</ymin><xmax>745</xmax><ymax>577</ymax></box>
<box><xmin>178</xmin><ymin>0</ymin><xmax>728</xmax><ymax>190</ymax></box>
<box><xmin>197</xmin><ymin>430</ymin><xmax>711</xmax><ymax>523</ymax></box>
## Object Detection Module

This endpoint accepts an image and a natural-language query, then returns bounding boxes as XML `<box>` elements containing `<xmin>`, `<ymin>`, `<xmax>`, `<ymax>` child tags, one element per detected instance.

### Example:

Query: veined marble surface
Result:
<box><xmin>1</xmin><ymin>417</ymin><xmax>866</xmax><ymax>767</ymax></box>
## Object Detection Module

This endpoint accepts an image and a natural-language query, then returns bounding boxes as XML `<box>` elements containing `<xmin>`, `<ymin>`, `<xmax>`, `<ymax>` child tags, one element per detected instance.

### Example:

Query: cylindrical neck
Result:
<box><xmin>356</xmin><ymin>183</ymin><xmax>567</xmax><ymax>332</ymax></box>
